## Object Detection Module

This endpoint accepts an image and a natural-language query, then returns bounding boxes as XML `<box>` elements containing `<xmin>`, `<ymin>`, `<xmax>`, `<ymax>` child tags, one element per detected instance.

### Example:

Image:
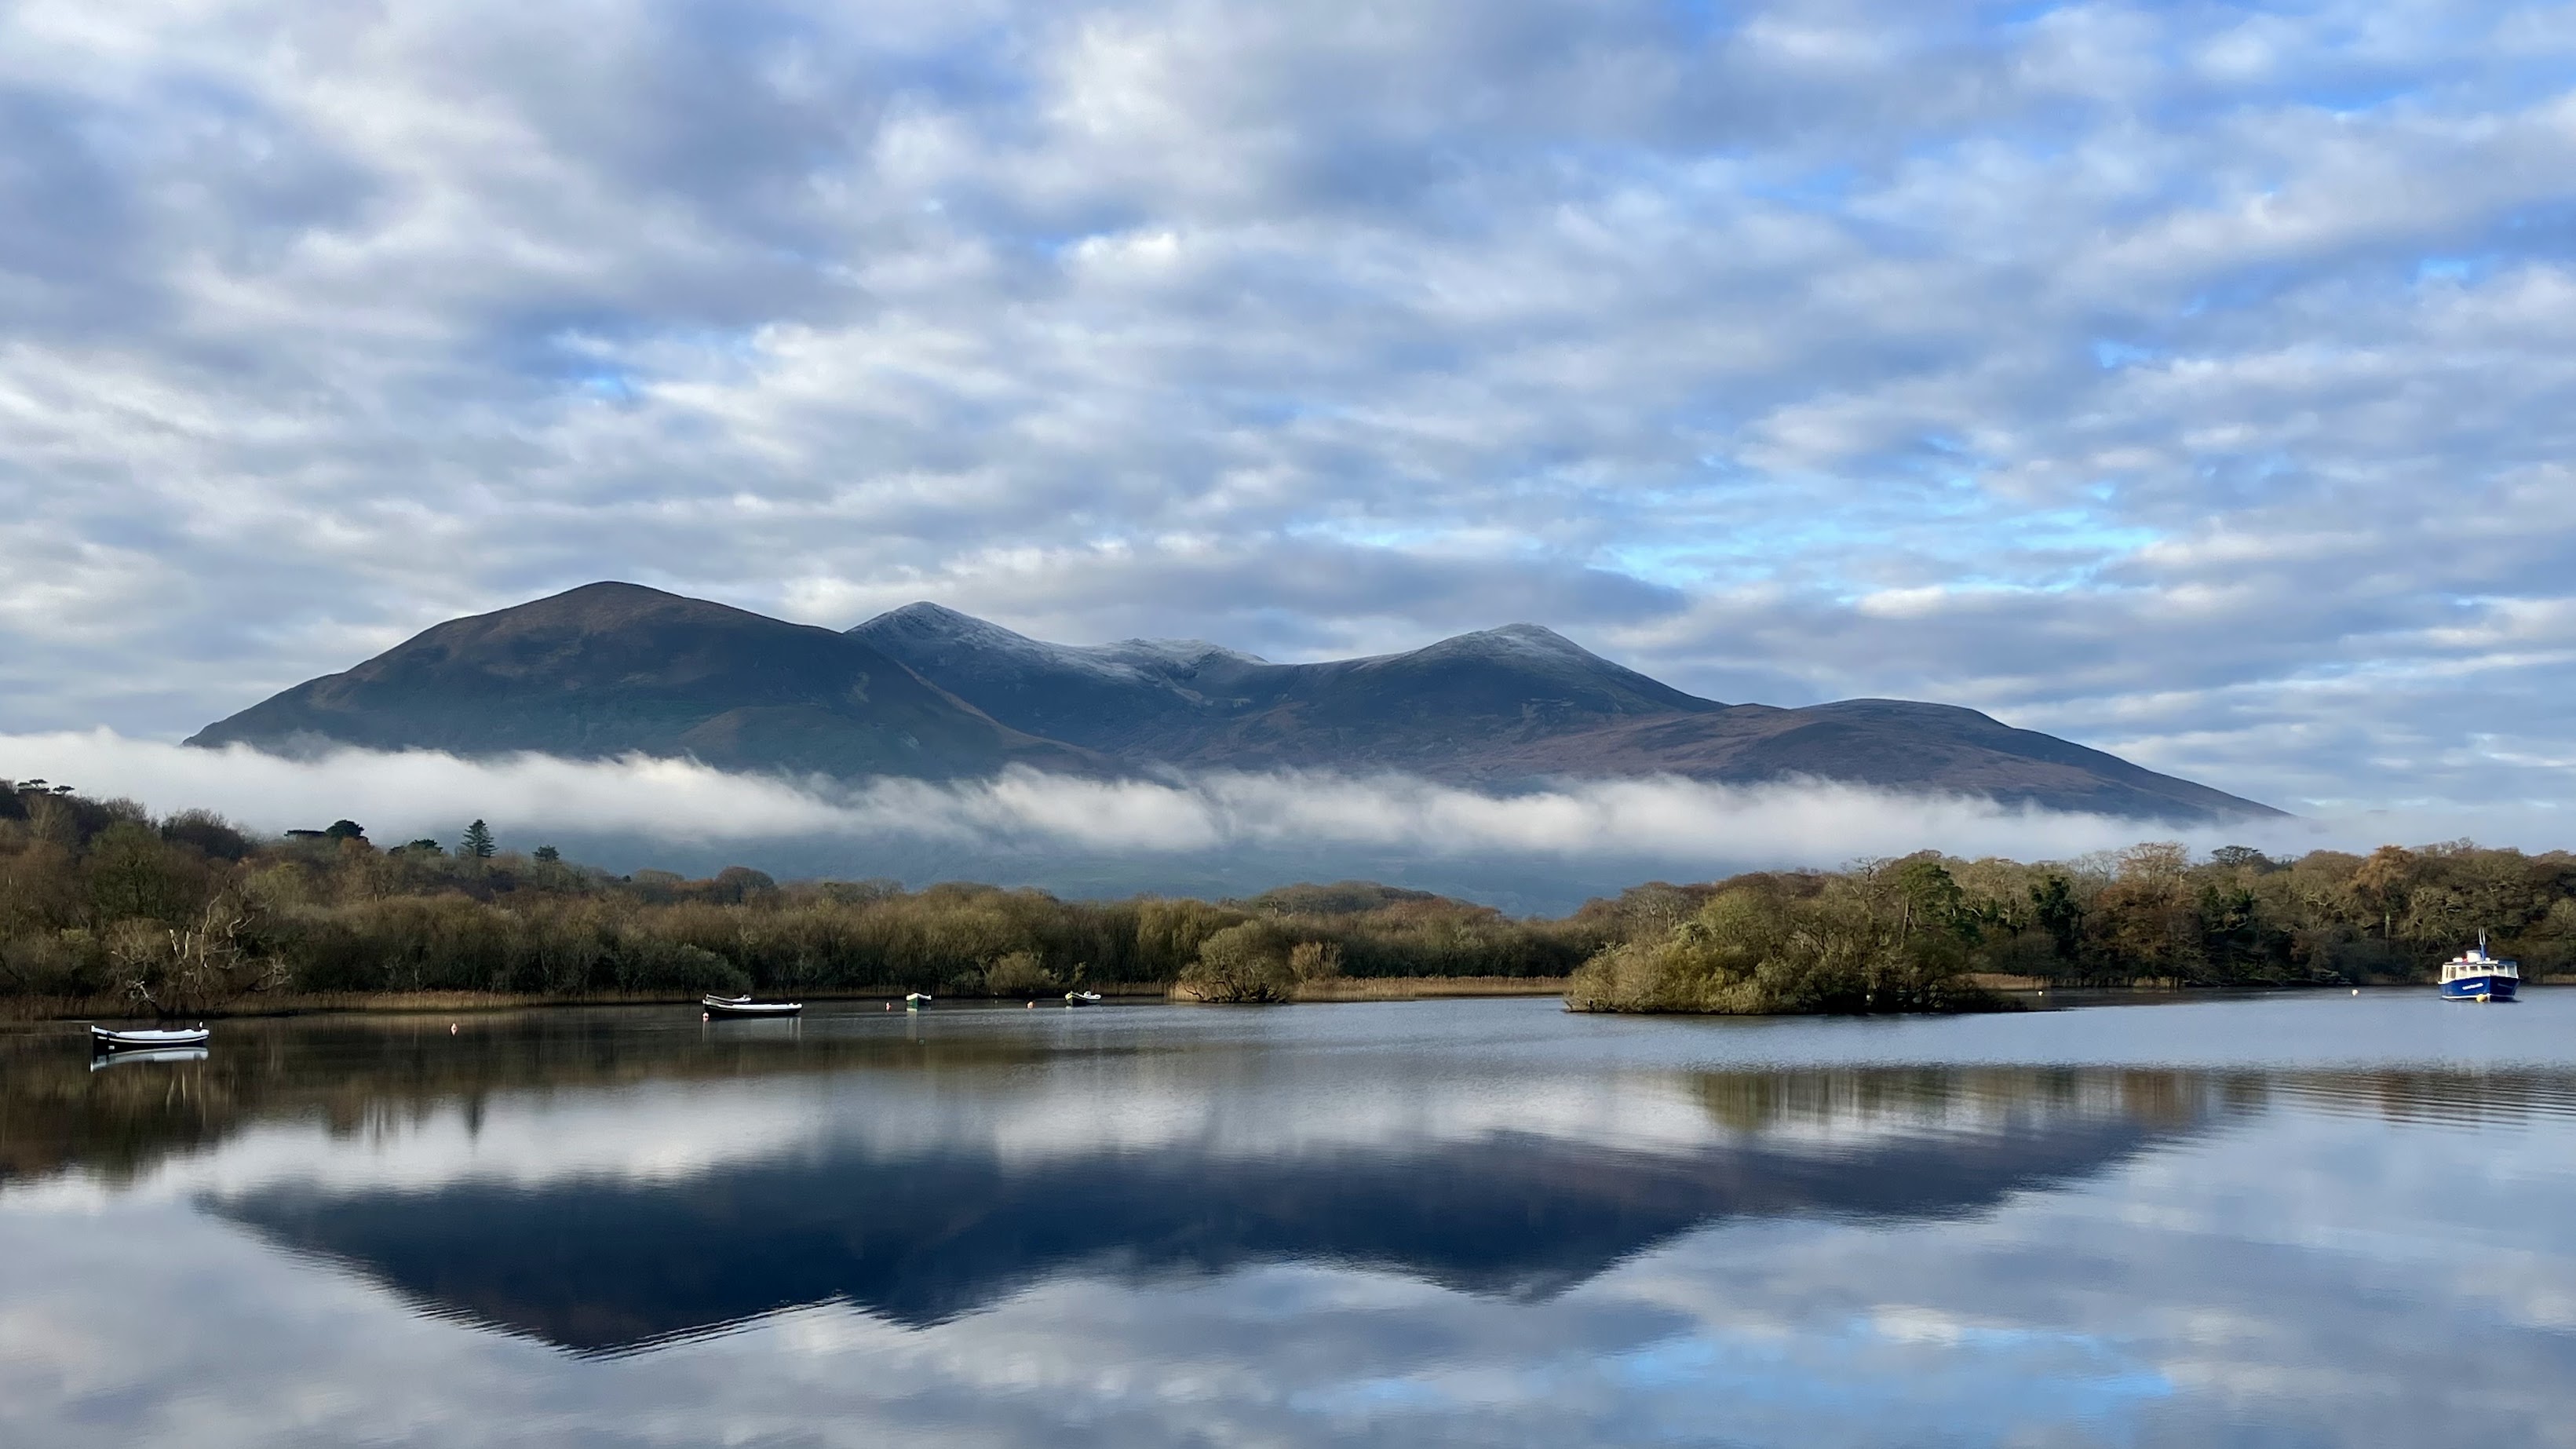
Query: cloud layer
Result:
<box><xmin>0</xmin><ymin>732</ymin><xmax>2533</xmax><ymax>900</ymax></box>
<box><xmin>2</xmin><ymin>1</ymin><xmax>2574</xmax><ymax>818</ymax></box>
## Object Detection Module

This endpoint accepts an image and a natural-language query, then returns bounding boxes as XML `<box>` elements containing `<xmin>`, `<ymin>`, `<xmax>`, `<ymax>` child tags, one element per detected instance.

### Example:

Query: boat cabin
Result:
<box><xmin>2440</xmin><ymin>949</ymin><xmax>2520</xmax><ymax>985</ymax></box>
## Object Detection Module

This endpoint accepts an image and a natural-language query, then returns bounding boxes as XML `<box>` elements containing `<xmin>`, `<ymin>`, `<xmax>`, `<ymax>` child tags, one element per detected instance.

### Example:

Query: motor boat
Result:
<box><xmin>1064</xmin><ymin>991</ymin><xmax>1103</xmax><ymax>1006</ymax></box>
<box><xmin>702</xmin><ymin>995</ymin><xmax>803</xmax><ymax>1018</ymax></box>
<box><xmin>91</xmin><ymin>1024</ymin><xmax>211</xmax><ymax>1053</ymax></box>
<box><xmin>905</xmin><ymin>992</ymin><xmax>933</xmax><ymax>1011</ymax></box>
<box><xmin>2438</xmin><ymin>933</ymin><xmax>2519</xmax><ymax>1002</ymax></box>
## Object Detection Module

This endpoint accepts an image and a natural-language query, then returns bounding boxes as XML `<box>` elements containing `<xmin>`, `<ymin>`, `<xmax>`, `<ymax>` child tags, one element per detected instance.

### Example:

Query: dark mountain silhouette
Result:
<box><xmin>187</xmin><ymin>583</ymin><xmax>1100</xmax><ymax>779</ymax></box>
<box><xmin>213</xmin><ymin>1112</ymin><xmax>2176</xmax><ymax>1352</ymax></box>
<box><xmin>853</xmin><ymin>603</ymin><xmax>2277</xmax><ymax>819</ymax></box>
<box><xmin>190</xmin><ymin>583</ymin><xmax>2277</xmax><ymax>819</ymax></box>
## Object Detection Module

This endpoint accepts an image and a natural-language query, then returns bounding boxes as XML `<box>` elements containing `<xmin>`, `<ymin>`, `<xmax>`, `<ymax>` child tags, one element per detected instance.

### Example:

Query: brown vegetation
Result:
<box><xmin>6</xmin><ymin>780</ymin><xmax>2568</xmax><ymax>1020</ymax></box>
<box><xmin>0</xmin><ymin>784</ymin><xmax>1590</xmax><ymax>1016</ymax></box>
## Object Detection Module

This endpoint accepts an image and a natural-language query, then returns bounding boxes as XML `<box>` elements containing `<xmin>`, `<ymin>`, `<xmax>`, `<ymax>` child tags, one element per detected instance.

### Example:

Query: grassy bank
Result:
<box><xmin>1285</xmin><ymin>975</ymin><xmax>1569</xmax><ymax>1002</ymax></box>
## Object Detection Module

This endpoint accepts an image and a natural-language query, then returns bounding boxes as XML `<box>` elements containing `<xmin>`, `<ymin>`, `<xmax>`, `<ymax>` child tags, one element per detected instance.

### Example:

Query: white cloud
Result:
<box><xmin>0</xmin><ymin>0</ymin><xmax>2572</xmax><ymax>826</ymax></box>
<box><xmin>3</xmin><ymin>732</ymin><xmax>2552</xmax><ymax>880</ymax></box>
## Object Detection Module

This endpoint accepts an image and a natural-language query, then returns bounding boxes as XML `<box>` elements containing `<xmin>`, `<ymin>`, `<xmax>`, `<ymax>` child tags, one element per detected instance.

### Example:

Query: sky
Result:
<box><xmin>4</xmin><ymin>0</ymin><xmax>2575</xmax><ymax>820</ymax></box>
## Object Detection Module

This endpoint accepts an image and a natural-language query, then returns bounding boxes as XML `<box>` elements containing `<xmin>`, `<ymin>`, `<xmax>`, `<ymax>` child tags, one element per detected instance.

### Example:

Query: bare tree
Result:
<box><xmin>110</xmin><ymin>896</ymin><xmax>290</xmax><ymax>1020</ymax></box>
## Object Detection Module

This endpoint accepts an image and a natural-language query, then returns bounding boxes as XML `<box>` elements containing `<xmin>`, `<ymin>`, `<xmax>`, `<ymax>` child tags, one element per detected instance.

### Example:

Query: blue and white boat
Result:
<box><xmin>2438</xmin><ymin>934</ymin><xmax>2519</xmax><ymax>1002</ymax></box>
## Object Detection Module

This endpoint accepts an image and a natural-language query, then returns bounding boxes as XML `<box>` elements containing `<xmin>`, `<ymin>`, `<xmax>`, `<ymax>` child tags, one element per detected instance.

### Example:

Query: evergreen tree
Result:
<box><xmin>534</xmin><ymin>845</ymin><xmax>560</xmax><ymax>863</ymax></box>
<box><xmin>460</xmin><ymin>819</ymin><xmax>497</xmax><ymax>859</ymax></box>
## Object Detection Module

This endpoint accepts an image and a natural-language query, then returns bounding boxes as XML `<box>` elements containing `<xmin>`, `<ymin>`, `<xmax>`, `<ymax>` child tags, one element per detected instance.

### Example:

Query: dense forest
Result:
<box><xmin>3</xmin><ymin>779</ymin><xmax>2571</xmax><ymax>1016</ymax></box>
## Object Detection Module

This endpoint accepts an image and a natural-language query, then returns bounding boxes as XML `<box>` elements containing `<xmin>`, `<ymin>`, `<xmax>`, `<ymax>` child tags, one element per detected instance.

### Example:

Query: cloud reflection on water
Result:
<box><xmin>2</xmin><ymin>998</ymin><xmax>2576</xmax><ymax>1445</ymax></box>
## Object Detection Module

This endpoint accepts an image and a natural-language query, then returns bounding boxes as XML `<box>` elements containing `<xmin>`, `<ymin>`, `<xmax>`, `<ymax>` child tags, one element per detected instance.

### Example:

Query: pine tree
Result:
<box><xmin>534</xmin><ymin>845</ymin><xmax>560</xmax><ymax>863</ymax></box>
<box><xmin>460</xmin><ymin>819</ymin><xmax>497</xmax><ymax>859</ymax></box>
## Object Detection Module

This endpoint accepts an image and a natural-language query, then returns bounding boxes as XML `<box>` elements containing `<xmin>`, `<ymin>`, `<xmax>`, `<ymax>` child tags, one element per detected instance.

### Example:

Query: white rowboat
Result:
<box><xmin>702</xmin><ymin>995</ymin><xmax>803</xmax><ymax>1018</ymax></box>
<box><xmin>91</xmin><ymin>1024</ymin><xmax>210</xmax><ymax>1052</ymax></box>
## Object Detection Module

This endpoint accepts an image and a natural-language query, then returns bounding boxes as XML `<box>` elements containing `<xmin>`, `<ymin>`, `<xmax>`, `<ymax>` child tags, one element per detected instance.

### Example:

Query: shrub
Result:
<box><xmin>982</xmin><ymin>950</ymin><xmax>1058</xmax><ymax>997</ymax></box>
<box><xmin>1178</xmin><ymin>922</ymin><xmax>1301</xmax><ymax>1003</ymax></box>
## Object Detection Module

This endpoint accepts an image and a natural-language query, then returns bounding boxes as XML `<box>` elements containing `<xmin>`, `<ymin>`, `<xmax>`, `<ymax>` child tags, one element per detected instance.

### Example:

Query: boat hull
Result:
<box><xmin>91</xmin><ymin>1026</ymin><xmax>212</xmax><ymax>1052</ymax></box>
<box><xmin>702</xmin><ymin>997</ymin><xmax>802</xmax><ymax>1017</ymax></box>
<box><xmin>2439</xmin><ymin>974</ymin><xmax>2517</xmax><ymax>1002</ymax></box>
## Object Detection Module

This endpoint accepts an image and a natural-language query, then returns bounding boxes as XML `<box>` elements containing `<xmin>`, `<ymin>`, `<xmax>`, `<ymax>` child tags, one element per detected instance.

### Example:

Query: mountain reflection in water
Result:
<box><xmin>9</xmin><ymin>996</ymin><xmax>2576</xmax><ymax>1447</ymax></box>
<box><xmin>210</xmin><ymin>1110</ymin><xmax>2175</xmax><ymax>1352</ymax></box>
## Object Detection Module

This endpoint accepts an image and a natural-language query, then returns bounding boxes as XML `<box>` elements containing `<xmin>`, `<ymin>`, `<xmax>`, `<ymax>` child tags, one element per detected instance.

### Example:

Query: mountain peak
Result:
<box><xmin>186</xmin><ymin>585</ymin><xmax>1103</xmax><ymax>779</ymax></box>
<box><xmin>1428</xmin><ymin>622</ymin><xmax>1593</xmax><ymax>660</ymax></box>
<box><xmin>866</xmin><ymin>601</ymin><xmax>1030</xmax><ymax>644</ymax></box>
<box><xmin>456</xmin><ymin>581</ymin><xmax>779</xmax><ymax>637</ymax></box>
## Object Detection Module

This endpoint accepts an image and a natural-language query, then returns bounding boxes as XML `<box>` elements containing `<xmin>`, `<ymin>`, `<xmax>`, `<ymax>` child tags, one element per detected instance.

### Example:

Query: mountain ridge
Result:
<box><xmin>851</xmin><ymin>601</ymin><xmax>2275</xmax><ymax>820</ymax></box>
<box><xmin>188</xmin><ymin>582</ymin><xmax>2280</xmax><ymax>821</ymax></box>
<box><xmin>187</xmin><ymin>582</ymin><xmax>1104</xmax><ymax>780</ymax></box>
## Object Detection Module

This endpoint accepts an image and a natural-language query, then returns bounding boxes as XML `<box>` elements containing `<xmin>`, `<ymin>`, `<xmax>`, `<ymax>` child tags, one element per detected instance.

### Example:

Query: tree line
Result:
<box><xmin>5</xmin><ymin>780</ymin><xmax>2570</xmax><ymax>1016</ymax></box>
<box><xmin>0</xmin><ymin>783</ymin><xmax>1591</xmax><ymax>1014</ymax></box>
<box><xmin>1567</xmin><ymin>840</ymin><xmax>2576</xmax><ymax>1013</ymax></box>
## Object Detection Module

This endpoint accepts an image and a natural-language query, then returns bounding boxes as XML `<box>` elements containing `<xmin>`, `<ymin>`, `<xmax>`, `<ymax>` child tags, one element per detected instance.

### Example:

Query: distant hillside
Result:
<box><xmin>188</xmin><ymin>583</ymin><xmax>1100</xmax><ymax>779</ymax></box>
<box><xmin>852</xmin><ymin>604</ymin><xmax>2277</xmax><ymax>821</ymax></box>
<box><xmin>191</xmin><ymin>582</ymin><xmax>2278</xmax><ymax>821</ymax></box>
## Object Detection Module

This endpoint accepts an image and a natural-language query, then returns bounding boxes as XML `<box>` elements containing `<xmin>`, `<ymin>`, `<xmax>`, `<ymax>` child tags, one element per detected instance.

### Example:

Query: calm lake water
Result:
<box><xmin>4</xmin><ymin>991</ymin><xmax>2574</xmax><ymax>1447</ymax></box>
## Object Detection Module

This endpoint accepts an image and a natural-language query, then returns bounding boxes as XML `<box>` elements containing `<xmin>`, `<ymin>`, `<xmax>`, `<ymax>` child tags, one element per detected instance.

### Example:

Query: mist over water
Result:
<box><xmin>0</xmin><ymin>732</ymin><xmax>2516</xmax><ymax>906</ymax></box>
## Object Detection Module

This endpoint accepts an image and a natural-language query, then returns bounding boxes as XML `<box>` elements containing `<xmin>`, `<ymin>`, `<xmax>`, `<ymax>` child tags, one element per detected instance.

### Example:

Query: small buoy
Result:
<box><xmin>449</xmin><ymin>1023</ymin><xmax>458</xmax><ymax>1035</ymax></box>
<box><xmin>702</xmin><ymin>1013</ymin><xmax>710</xmax><ymax>1021</ymax></box>
<box><xmin>885</xmin><ymin>1001</ymin><xmax>892</xmax><ymax>1011</ymax></box>
<box><xmin>2352</xmin><ymin>988</ymin><xmax>2360</xmax><ymax>996</ymax></box>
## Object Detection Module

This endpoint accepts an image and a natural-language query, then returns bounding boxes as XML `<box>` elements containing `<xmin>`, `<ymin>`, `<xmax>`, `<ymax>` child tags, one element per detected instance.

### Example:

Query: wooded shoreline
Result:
<box><xmin>2</xmin><ymin>976</ymin><xmax>1583</xmax><ymax>1023</ymax></box>
<box><xmin>11</xmin><ymin>778</ymin><xmax>2576</xmax><ymax>1019</ymax></box>
<box><xmin>11</xmin><ymin>976</ymin><xmax>2541</xmax><ymax>1026</ymax></box>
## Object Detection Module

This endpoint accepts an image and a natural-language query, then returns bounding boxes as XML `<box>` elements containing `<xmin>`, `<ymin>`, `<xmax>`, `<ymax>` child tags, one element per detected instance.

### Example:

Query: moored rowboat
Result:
<box><xmin>91</xmin><ymin>1024</ymin><xmax>211</xmax><ymax>1052</ymax></box>
<box><xmin>702</xmin><ymin>995</ymin><xmax>803</xmax><ymax>1018</ymax></box>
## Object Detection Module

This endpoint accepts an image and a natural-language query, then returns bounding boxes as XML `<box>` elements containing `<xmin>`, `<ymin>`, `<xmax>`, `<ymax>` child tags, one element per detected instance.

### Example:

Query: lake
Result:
<box><xmin>3</xmin><ymin>991</ymin><xmax>2574</xmax><ymax>1447</ymax></box>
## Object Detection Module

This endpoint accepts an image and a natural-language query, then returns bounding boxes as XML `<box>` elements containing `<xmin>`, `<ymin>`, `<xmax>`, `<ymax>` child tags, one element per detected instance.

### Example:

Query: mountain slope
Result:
<box><xmin>188</xmin><ymin>583</ymin><xmax>1099</xmax><ymax>779</ymax></box>
<box><xmin>850</xmin><ymin>607</ymin><xmax>1724</xmax><ymax>764</ymax></box>
<box><xmin>854</xmin><ymin>604</ymin><xmax>2278</xmax><ymax>819</ymax></box>
<box><xmin>848</xmin><ymin>601</ymin><xmax>1281</xmax><ymax>754</ymax></box>
<box><xmin>191</xmin><ymin>585</ymin><xmax>2278</xmax><ymax>820</ymax></box>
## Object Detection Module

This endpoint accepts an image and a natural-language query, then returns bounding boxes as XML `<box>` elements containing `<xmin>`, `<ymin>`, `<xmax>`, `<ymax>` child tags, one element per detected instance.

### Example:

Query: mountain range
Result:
<box><xmin>188</xmin><ymin>582</ymin><xmax>2277</xmax><ymax>821</ymax></box>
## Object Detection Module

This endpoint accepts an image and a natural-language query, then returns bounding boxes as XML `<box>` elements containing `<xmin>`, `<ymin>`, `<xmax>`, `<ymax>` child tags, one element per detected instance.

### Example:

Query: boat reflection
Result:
<box><xmin>88</xmin><ymin>1046</ymin><xmax>210</xmax><ymax>1071</ymax></box>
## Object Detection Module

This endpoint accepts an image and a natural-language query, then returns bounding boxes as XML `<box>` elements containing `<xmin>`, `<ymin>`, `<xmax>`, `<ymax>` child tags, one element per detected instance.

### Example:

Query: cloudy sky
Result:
<box><xmin>4</xmin><ymin>0</ymin><xmax>2574</xmax><ymax>816</ymax></box>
